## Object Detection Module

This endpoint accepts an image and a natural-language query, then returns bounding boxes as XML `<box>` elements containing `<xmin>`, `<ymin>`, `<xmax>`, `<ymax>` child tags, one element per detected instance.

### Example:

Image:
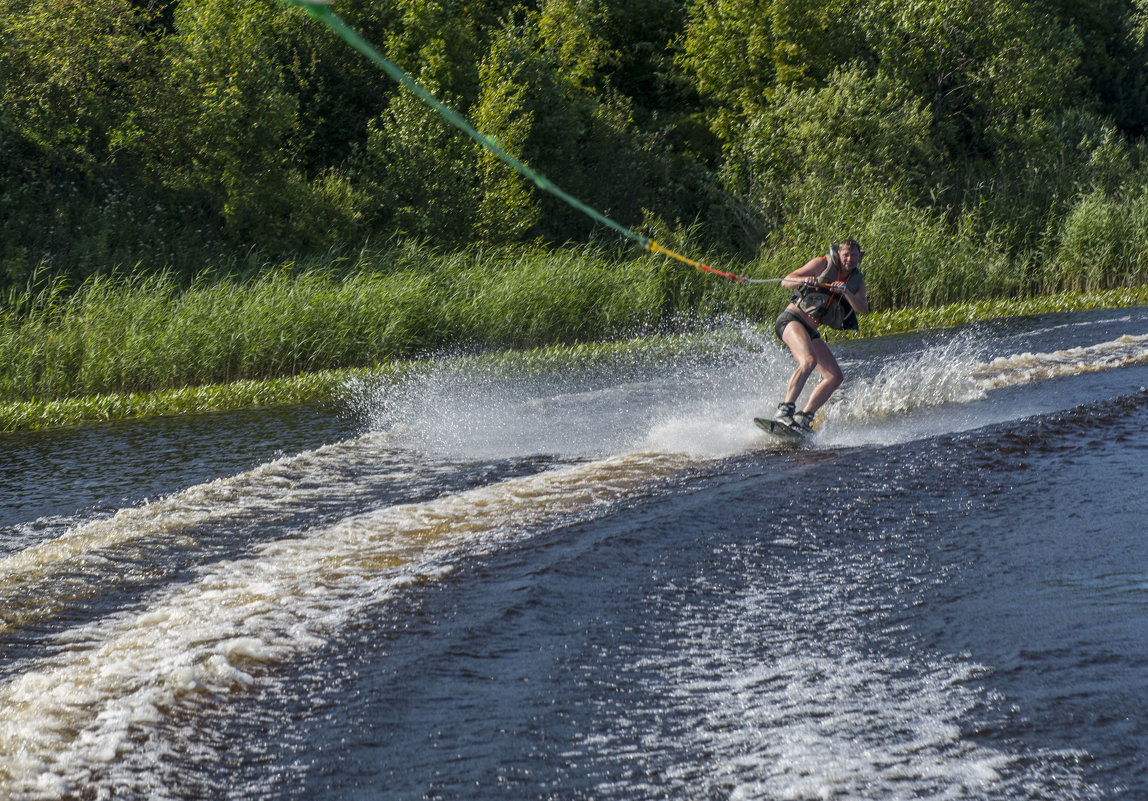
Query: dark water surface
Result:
<box><xmin>1</xmin><ymin>309</ymin><xmax>1146</xmax><ymax>799</ymax></box>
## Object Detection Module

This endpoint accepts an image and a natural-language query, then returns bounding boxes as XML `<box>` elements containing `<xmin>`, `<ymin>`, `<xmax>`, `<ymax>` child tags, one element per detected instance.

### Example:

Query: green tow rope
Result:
<box><xmin>281</xmin><ymin>0</ymin><xmax>781</xmax><ymax>285</ymax></box>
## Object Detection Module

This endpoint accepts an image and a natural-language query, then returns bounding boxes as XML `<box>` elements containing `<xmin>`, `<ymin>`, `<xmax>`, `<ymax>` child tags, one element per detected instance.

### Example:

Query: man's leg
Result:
<box><xmin>802</xmin><ymin>339</ymin><xmax>843</xmax><ymax>413</ymax></box>
<box><xmin>781</xmin><ymin>321</ymin><xmax>818</xmax><ymax>405</ymax></box>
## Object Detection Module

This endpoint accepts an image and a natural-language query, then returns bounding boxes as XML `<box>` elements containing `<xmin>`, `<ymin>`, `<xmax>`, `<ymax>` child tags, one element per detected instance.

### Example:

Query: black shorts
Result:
<box><xmin>774</xmin><ymin>310</ymin><xmax>819</xmax><ymax>342</ymax></box>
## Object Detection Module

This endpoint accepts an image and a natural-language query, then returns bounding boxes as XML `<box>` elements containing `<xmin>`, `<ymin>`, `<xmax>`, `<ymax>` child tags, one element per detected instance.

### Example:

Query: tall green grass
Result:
<box><xmin>5</xmin><ymin>281</ymin><xmax>1145</xmax><ymax>432</ymax></box>
<box><xmin>3</xmin><ymin>211</ymin><xmax>1148</xmax><ymax>432</ymax></box>
<box><xmin>0</xmin><ymin>245</ymin><xmax>676</xmax><ymax>404</ymax></box>
<box><xmin>1053</xmin><ymin>190</ymin><xmax>1148</xmax><ymax>292</ymax></box>
<box><xmin>740</xmin><ymin>183</ymin><xmax>1021</xmax><ymax>311</ymax></box>
<box><xmin>725</xmin><ymin>182</ymin><xmax>1148</xmax><ymax>320</ymax></box>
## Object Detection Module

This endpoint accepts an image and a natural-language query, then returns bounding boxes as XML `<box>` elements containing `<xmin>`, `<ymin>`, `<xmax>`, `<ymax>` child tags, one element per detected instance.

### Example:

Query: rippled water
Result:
<box><xmin>1</xmin><ymin>308</ymin><xmax>1147</xmax><ymax>799</ymax></box>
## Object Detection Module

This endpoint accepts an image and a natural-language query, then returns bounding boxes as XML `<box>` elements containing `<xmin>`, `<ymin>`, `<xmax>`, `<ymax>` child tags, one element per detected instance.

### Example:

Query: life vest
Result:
<box><xmin>792</xmin><ymin>245</ymin><xmax>864</xmax><ymax>330</ymax></box>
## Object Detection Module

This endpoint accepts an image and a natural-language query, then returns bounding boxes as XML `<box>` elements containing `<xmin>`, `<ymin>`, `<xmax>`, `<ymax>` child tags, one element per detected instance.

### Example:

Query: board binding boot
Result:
<box><xmin>753</xmin><ymin>403</ymin><xmax>809</xmax><ymax>441</ymax></box>
<box><xmin>774</xmin><ymin>402</ymin><xmax>797</xmax><ymax>427</ymax></box>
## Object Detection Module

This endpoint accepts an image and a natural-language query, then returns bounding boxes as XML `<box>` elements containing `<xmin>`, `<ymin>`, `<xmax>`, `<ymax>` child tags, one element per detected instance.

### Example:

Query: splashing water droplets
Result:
<box><xmin>825</xmin><ymin>336</ymin><xmax>989</xmax><ymax>429</ymax></box>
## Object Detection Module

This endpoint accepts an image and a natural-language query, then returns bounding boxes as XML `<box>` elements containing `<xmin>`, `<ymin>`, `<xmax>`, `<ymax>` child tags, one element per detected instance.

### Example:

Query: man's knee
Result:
<box><xmin>823</xmin><ymin>367</ymin><xmax>844</xmax><ymax>390</ymax></box>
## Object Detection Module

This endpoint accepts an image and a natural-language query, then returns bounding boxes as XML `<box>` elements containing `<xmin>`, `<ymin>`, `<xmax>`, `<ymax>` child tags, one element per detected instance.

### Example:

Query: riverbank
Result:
<box><xmin>3</xmin><ymin>285</ymin><xmax>1145</xmax><ymax>432</ymax></box>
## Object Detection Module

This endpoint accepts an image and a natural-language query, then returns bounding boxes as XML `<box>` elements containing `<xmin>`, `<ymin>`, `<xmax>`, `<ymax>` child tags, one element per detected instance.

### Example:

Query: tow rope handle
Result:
<box><xmin>645</xmin><ymin>240</ymin><xmax>783</xmax><ymax>285</ymax></box>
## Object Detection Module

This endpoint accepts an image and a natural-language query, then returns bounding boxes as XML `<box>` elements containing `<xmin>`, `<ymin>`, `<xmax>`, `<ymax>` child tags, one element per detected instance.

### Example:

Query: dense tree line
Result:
<box><xmin>3</xmin><ymin>0</ymin><xmax>1148</xmax><ymax>294</ymax></box>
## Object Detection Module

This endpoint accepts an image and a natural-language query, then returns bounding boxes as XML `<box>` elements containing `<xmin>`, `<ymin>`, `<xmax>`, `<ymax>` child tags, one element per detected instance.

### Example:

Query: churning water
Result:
<box><xmin>2</xmin><ymin>308</ymin><xmax>1147</xmax><ymax>800</ymax></box>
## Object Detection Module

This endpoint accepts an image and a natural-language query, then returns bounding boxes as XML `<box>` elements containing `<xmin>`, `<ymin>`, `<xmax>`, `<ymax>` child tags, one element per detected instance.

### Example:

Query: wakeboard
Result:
<box><xmin>753</xmin><ymin>416</ymin><xmax>809</xmax><ymax>441</ymax></box>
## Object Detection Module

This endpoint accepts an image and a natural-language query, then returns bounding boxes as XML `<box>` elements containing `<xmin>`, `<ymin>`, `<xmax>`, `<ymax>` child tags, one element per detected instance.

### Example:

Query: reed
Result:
<box><xmin>0</xmin><ymin>245</ymin><xmax>671</xmax><ymax>404</ymax></box>
<box><xmin>3</xmin><ymin>227</ymin><xmax>1148</xmax><ymax>431</ymax></box>
<box><xmin>1053</xmin><ymin>190</ymin><xmax>1148</xmax><ymax>293</ymax></box>
<box><xmin>11</xmin><ymin>281</ymin><xmax>1148</xmax><ymax>431</ymax></box>
<box><xmin>732</xmin><ymin>184</ymin><xmax>1022</xmax><ymax>312</ymax></box>
<box><xmin>4</xmin><ymin>279</ymin><xmax>1146</xmax><ymax>431</ymax></box>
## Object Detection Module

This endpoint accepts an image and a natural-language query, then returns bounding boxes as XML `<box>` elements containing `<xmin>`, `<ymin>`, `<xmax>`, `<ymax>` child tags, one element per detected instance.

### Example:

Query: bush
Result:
<box><xmin>1054</xmin><ymin>190</ymin><xmax>1148</xmax><ymax>292</ymax></box>
<box><xmin>722</xmin><ymin>66</ymin><xmax>936</xmax><ymax>247</ymax></box>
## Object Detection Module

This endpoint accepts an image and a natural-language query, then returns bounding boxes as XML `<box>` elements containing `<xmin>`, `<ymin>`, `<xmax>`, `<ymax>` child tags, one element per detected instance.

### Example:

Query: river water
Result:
<box><xmin>2</xmin><ymin>308</ymin><xmax>1147</xmax><ymax>800</ymax></box>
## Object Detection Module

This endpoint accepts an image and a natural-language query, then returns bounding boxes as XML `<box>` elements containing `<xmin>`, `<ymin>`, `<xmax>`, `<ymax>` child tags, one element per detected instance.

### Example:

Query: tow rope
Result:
<box><xmin>280</xmin><ymin>0</ymin><xmax>782</xmax><ymax>285</ymax></box>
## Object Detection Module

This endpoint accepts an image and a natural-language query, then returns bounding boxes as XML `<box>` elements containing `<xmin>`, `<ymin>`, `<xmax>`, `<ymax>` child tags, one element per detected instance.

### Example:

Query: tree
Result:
<box><xmin>471</xmin><ymin>18</ymin><xmax>542</xmax><ymax>243</ymax></box>
<box><xmin>362</xmin><ymin>82</ymin><xmax>479</xmax><ymax>244</ymax></box>
<box><xmin>0</xmin><ymin>0</ymin><xmax>160</xmax><ymax>163</ymax></box>
<box><xmin>678</xmin><ymin>0</ymin><xmax>778</xmax><ymax>144</ymax></box>
<box><xmin>678</xmin><ymin>0</ymin><xmax>855</xmax><ymax>143</ymax></box>
<box><xmin>725</xmin><ymin>65</ymin><xmax>934</xmax><ymax>242</ymax></box>
<box><xmin>1048</xmin><ymin>0</ymin><xmax>1148</xmax><ymax>137</ymax></box>
<box><xmin>157</xmin><ymin>0</ymin><xmax>309</xmax><ymax>243</ymax></box>
<box><xmin>382</xmin><ymin>0</ymin><xmax>504</xmax><ymax>107</ymax></box>
<box><xmin>856</xmin><ymin>0</ymin><xmax>1085</xmax><ymax>166</ymax></box>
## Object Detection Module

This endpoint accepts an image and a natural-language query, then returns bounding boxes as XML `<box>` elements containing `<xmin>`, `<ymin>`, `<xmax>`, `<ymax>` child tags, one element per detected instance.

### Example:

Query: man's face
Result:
<box><xmin>839</xmin><ymin>245</ymin><xmax>861</xmax><ymax>271</ymax></box>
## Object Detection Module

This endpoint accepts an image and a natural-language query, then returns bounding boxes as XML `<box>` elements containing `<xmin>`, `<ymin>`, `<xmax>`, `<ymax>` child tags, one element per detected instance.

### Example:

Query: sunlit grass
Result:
<box><xmin>0</xmin><ymin>370</ymin><xmax>367</xmax><ymax>431</ymax></box>
<box><xmin>2</xmin><ymin>242</ymin><xmax>1146</xmax><ymax>431</ymax></box>
<box><xmin>0</xmin><ymin>245</ymin><xmax>668</xmax><ymax>401</ymax></box>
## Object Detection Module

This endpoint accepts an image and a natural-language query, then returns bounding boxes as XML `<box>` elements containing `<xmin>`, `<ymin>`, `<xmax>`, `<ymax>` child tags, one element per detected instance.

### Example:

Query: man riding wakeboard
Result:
<box><xmin>772</xmin><ymin>238</ymin><xmax>869</xmax><ymax>432</ymax></box>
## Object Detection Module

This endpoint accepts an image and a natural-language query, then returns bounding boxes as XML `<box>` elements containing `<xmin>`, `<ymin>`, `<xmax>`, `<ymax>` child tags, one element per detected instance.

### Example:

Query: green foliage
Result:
<box><xmin>363</xmin><ymin>86</ymin><xmax>479</xmax><ymax>242</ymax></box>
<box><xmin>858</xmin><ymin>0</ymin><xmax>1085</xmax><ymax>136</ymax></box>
<box><xmin>956</xmin><ymin>109</ymin><xmax>1138</xmax><ymax>255</ymax></box>
<box><xmin>471</xmin><ymin>19</ymin><xmax>541</xmax><ymax>243</ymax></box>
<box><xmin>4</xmin><ymin>0</ymin><xmax>1148</xmax><ymax>385</ymax></box>
<box><xmin>725</xmin><ymin>66</ymin><xmax>935</xmax><ymax>242</ymax></box>
<box><xmin>0</xmin><ymin>244</ymin><xmax>668</xmax><ymax>404</ymax></box>
<box><xmin>521</xmin><ymin>0</ymin><xmax>662</xmax><ymax>241</ymax></box>
<box><xmin>1048</xmin><ymin>0</ymin><xmax>1148</xmax><ymax>136</ymax></box>
<box><xmin>159</xmin><ymin>0</ymin><xmax>310</xmax><ymax>243</ymax></box>
<box><xmin>0</xmin><ymin>0</ymin><xmax>160</xmax><ymax>161</ymax></box>
<box><xmin>1053</xmin><ymin>189</ymin><xmax>1148</xmax><ymax>292</ymax></box>
<box><xmin>382</xmin><ymin>0</ymin><xmax>498</xmax><ymax>102</ymax></box>
<box><xmin>678</xmin><ymin>0</ymin><xmax>777</xmax><ymax>142</ymax></box>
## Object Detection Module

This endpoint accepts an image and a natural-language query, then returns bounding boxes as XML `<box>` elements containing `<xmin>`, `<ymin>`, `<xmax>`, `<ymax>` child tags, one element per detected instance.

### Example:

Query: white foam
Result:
<box><xmin>972</xmin><ymin>333</ymin><xmax>1148</xmax><ymax>388</ymax></box>
<box><xmin>344</xmin><ymin>329</ymin><xmax>795</xmax><ymax>460</ymax></box>
<box><xmin>345</xmin><ymin>327</ymin><xmax>1148</xmax><ymax>459</ymax></box>
<box><xmin>0</xmin><ymin>451</ymin><xmax>690</xmax><ymax>798</ymax></box>
<box><xmin>802</xmin><ymin>331</ymin><xmax>1148</xmax><ymax>447</ymax></box>
<box><xmin>0</xmin><ymin>432</ymin><xmax>421</xmax><ymax>637</ymax></box>
<box><xmin>822</xmin><ymin>338</ymin><xmax>989</xmax><ymax>428</ymax></box>
<box><xmin>571</xmin><ymin>580</ymin><xmax>1096</xmax><ymax>801</ymax></box>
